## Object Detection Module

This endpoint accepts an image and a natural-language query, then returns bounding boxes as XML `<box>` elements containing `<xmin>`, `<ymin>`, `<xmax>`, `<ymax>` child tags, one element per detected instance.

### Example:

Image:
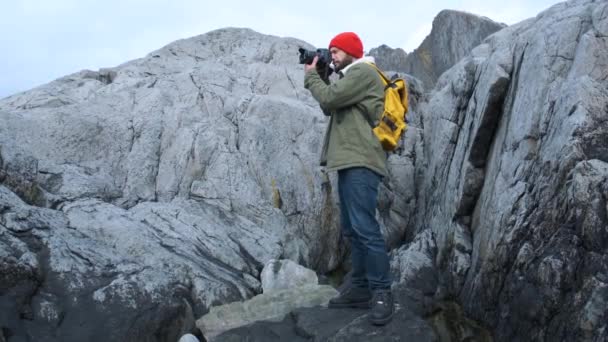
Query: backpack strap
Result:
<box><xmin>364</xmin><ymin>62</ymin><xmax>391</xmax><ymax>86</ymax></box>
<box><xmin>361</xmin><ymin>62</ymin><xmax>389</xmax><ymax>129</ymax></box>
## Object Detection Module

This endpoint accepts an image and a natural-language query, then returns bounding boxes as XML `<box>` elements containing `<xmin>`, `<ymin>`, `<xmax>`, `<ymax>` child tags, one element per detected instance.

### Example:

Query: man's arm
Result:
<box><xmin>303</xmin><ymin>56</ymin><xmax>331</xmax><ymax>116</ymax></box>
<box><xmin>304</xmin><ymin>65</ymin><xmax>375</xmax><ymax>110</ymax></box>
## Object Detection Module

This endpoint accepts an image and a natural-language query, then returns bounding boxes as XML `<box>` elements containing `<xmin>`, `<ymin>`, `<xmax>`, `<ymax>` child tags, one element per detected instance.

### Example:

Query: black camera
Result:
<box><xmin>299</xmin><ymin>47</ymin><xmax>333</xmax><ymax>81</ymax></box>
<box><xmin>298</xmin><ymin>47</ymin><xmax>331</xmax><ymax>66</ymax></box>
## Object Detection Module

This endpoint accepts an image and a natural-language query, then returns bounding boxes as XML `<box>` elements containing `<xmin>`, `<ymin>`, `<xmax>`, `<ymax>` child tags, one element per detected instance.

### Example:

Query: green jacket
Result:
<box><xmin>304</xmin><ymin>58</ymin><xmax>388</xmax><ymax>177</ymax></box>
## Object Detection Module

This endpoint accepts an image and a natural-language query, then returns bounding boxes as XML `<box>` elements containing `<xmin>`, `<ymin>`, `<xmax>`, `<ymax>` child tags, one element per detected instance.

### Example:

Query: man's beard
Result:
<box><xmin>333</xmin><ymin>55</ymin><xmax>355</xmax><ymax>72</ymax></box>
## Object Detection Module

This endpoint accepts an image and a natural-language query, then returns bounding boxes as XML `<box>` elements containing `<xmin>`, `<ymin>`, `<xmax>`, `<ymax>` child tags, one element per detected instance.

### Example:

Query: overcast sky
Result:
<box><xmin>1</xmin><ymin>0</ymin><xmax>565</xmax><ymax>98</ymax></box>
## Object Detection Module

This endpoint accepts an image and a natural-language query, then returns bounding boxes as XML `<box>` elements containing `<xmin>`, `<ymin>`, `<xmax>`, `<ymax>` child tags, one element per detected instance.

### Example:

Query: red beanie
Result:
<box><xmin>329</xmin><ymin>32</ymin><xmax>364</xmax><ymax>58</ymax></box>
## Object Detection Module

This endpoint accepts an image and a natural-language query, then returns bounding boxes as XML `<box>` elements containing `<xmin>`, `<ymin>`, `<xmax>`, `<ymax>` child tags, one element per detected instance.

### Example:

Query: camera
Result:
<box><xmin>298</xmin><ymin>47</ymin><xmax>331</xmax><ymax>67</ymax></box>
<box><xmin>299</xmin><ymin>47</ymin><xmax>333</xmax><ymax>81</ymax></box>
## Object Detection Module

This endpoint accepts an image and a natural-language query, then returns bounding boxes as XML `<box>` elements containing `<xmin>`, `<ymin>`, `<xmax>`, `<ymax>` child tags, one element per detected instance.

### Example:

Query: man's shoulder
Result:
<box><xmin>345</xmin><ymin>62</ymin><xmax>379</xmax><ymax>80</ymax></box>
<box><xmin>348</xmin><ymin>61</ymin><xmax>375</xmax><ymax>72</ymax></box>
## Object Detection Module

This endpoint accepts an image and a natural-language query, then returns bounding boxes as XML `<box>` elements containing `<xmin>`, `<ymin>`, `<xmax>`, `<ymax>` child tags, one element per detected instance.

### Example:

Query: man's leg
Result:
<box><xmin>327</xmin><ymin>169</ymin><xmax>372</xmax><ymax>308</ymax></box>
<box><xmin>340</xmin><ymin>167</ymin><xmax>394</xmax><ymax>325</ymax></box>
<box><xmin>338</xmin><ymin>169</ymin><xmax>369</xmax><ymax>289</ymax></box>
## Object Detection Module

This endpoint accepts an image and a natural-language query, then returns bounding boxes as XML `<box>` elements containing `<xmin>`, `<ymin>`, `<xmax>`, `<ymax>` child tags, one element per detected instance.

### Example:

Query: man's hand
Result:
<box><xmin>304</xmin><ymin>56</ymin><xmax>318</xmax><ymax>74</ymax></box>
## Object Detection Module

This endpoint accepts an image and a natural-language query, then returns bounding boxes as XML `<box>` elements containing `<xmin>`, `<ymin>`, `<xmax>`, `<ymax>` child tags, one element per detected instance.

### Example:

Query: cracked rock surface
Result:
<box><xmin>1</xmin><ymin>1</ymin><xmax>608</xmax><ymax>341</ymax></box>
<box><xmin>414</xmin><ymin>0</ymin><xmax>608</xmax><ymax>340</ymax></box>
<box><xmin>0</xmin><ymin>27</ymin><xmax>422</xmax><ymax>341</ymax></box>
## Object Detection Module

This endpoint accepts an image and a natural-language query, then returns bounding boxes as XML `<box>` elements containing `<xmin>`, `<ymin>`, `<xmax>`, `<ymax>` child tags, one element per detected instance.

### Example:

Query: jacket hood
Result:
<box><xmin>332</xmin><ymin>56</ymin><xmax>376</xmax><ymax>75</ymax></box>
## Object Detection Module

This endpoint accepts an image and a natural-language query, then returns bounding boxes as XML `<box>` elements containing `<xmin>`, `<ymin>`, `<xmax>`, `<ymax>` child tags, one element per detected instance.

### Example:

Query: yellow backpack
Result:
<box><xmin>366</xmin><ymin>63</ymin><xmax>409</xmax><ymax>151</ymax></box>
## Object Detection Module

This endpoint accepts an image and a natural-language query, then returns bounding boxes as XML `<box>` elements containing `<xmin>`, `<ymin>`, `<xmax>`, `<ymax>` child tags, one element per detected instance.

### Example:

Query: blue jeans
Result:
<box><xmin>338</xmin><ymin>167</ymin><xmax>392</xmax><ymax>291</ymax></box>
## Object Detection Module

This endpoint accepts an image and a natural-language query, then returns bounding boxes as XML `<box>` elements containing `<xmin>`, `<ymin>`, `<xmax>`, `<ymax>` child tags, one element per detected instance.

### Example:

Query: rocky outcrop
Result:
<box><xmin>197</xmin><ymin>260</ymin><xmax>337</xmax><ymax>340</ymax></box>
<box><xmin>414</xmin><ymin>0</ymin><xmax>608</xmax><ymax>340</ymax></box>
<box><xmin>2</xmin><ymin>0</ymin><xmax>607</xmax><ymax>341</ymax></box>
<box><xmin>369</xmin><ymin>10</ymin><xmax>505</xmax><ymax>89</ymax></box>
<box><xmin>213</xmin><ymin>231</ymin><xmax>441</xmax><ymax>342</ymax></box>
<box><xmin>260</xmin><ymin>259</ymin><xmax>319</xmax><ymax>292</ymax></box>
<box><xmin>367</xmin><ymin>44</ymin><xmax>408</xmax><ymax>73</ymax></box>
<box><xmin>198</xmin><ymin>285</ymin><xmax>337</xmax><ymax>340</ymax></box>
<box><xmin>211</xmin><ymin>1</ymin><xmax>608</xmax><ymax>340</ymax></box>
<box><xmin>196</xmin><ymin>272</ymin><xmax>338</xmax><ymax>342</ymax></box>
<box><xmin>0</xmin><ymin>28</ymin><xmax>328</xmax><ymax>342</ymax></box>
<box><xmin>0</xmin><ymin>184</ymin><xmax>276</xmax><ymax>341</ymax></box>
<box><xmin>213</xmin><ymin>305</ymin><xmax>437</xmax><ymax>342</ymax></box>
<box><xmin>0</xmin><ymin>27</ymin><xmax>423</xmax><ymax>341</ymax></box>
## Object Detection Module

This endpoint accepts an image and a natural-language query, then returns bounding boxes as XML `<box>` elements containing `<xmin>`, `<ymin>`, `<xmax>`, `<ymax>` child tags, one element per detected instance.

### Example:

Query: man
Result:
<box><xmin>303</xmin><ymin>31</ymin><xmax>394</xmax><ymax>326</ymax></box>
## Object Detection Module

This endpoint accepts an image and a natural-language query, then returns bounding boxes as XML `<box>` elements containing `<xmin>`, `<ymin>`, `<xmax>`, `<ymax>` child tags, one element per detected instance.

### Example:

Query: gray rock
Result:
<box><xmin>412</xmin><ymin>0</ymin><xmax>608</xmax><ymax>340</ymax></box>
<box><xmin>0</xmin><ymin>27</ymin><xmax>340</xmax><ymax>272</ymax></box>
<box><xmin>367</xmin><ymin>44</ymin><xmax>408</xmax><ymax>73</ymax></box>
<box><xmin>0</xmin><ymin>26</ymin><xmax>420</xmax><ymax>341</ymax></box>
<box><xmin>327</xmin><ymin>308</ymin><xmax>437</xmax><ymax>342</ymax></box>
<box><xmin>0</xmin><ymin>184</ymin><xmax>282</xmax><ymax>341</ymax></box>
<box><xmin>260</xmin><ymin>259</ymin><xmax>318</xmax><ymax>292</ymax></box>
<box><xmin>370</xmin><ymin>10</ymin><xmax>506</xmax><ymax>90</ymax></box>
<box><xmin>196</xmin><ymin>284</ymin><xmax>337</xmax><ymax>340</ymax></box>
<box><xmin>214</xmin><ymin>305</ymin><xmax>437</xmax><ymax>342</ymax></box>
<box><xmin>2</xmin><ymin>0</ymin><xmax>606</xmax><ymax>340</ymax></box>
<box><xmin>211</xmin><ymin>224</ymin><xmax>443</xmax><ymax>342</ymax></box>
<box><xmin>390</xmin><ymin>230</ymin><xmax>437</xmax><ymax>295</ymax></box>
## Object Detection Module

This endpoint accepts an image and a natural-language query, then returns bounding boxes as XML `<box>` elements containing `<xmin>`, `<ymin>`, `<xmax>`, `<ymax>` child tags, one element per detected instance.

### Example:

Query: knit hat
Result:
<box><xmin>329</xmin><ymin>32</ymin><xmax>364</xmax><ymax>58</ymax></box>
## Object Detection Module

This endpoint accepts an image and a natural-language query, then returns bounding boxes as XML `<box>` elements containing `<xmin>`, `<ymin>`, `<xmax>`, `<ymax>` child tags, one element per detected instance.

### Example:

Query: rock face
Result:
<box><xmin>369</xmin><ymin>10</ymin><xmax>505</xmax><ymax>89</ymax></box>
<box><xmin>214</xmin><ymin>305</ymin><xmax>438</xmax><ymax>342</ymax></box>
<box><xmin>197</xmin><ymin>283</ymin><xmax>337</xmax><ymax>340</ymax></box>
<box><xmin>197</xmin><ymin>260</ymin><xmax>335</xmax><ymax>339</ymax></box>
<box><xmin>224</xmin><ymin>1</ymin><xmax>608</xmax><ymax>341</ymax></box>
<box><xmin>0</xmin><ymin>185</ymin><xmax>276</xmax><ymax>341</ymax></box>
<box><xmin>413</xmin><ymin>0</ymin><xmax>608</xmax><ymax>341</ymax></box>
<box><xmin>0</xmin><ymin>28</ymin><xmax>422</xmax><ymax>341</ymax></box>
<box><xmin>213</xmin><ymin>230</ymin><xmax>440</xmax><ymax>342</ymax></box>
<box><xmin>367</xmin><ymin>44</ymin><xmax>408</xmax><ymax>73</ymax></box>
<box><xmin>260</xmin><ymin>259</ymin><xmax>319</xmax><ymax>292</ymax></box>
<box><xmin>0</xmin><ymin>28</ymin><xmax>327</xmax><ymax>342</ymax></box>
<box><xmin>2</xmin><ymin>0</ymin><xmax>608</xmax><ymax>341</ymax></box>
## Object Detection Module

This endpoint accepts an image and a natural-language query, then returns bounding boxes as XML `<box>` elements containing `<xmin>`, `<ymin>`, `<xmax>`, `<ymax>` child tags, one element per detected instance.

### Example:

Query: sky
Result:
<box><xmin>0</xmin><ymin>0</ymin><xmax>565</xmax><ymax>98</ymax></box>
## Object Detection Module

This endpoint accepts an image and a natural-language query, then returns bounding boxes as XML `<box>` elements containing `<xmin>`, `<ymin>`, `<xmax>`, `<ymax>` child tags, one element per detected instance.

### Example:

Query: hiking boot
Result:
<box><xmin>328</xmin><ymin>286</ymin><xmax>371</xmax><ymax>309</ymax></box>
<box><xmin>369</xmin><ymin>289</ymin><xmax>394</xmax><ymax>325</ymax></box>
